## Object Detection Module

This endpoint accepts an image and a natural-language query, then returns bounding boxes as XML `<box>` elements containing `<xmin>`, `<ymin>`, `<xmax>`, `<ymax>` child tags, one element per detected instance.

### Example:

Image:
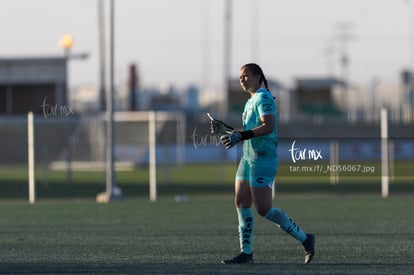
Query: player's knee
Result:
<box><xmin>256</xmin><ymin>206</ymin><xmax>271</xmax><ymax>217</ymax></box>
<box><xmin>235</xmin><ymin>198</ymin><xmax>251</xmax><ymax>208</ymax></box>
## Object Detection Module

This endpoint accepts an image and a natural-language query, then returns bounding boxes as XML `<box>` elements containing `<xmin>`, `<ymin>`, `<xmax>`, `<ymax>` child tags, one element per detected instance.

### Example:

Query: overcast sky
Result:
<box><xmin>0</xmin><ymin>0</ymin><xmax>412</xmax><ymax>91</ymax></box>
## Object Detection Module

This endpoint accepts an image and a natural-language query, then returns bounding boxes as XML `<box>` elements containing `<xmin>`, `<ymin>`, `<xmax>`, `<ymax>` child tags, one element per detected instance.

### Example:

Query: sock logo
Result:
<box><xmin>242</xmin><ymin>217</ymin><xmax>253</xmax><ymax>245</ymax></box>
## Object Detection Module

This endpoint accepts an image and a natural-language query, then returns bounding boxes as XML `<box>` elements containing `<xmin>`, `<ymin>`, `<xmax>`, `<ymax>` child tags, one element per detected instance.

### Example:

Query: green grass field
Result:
<box><xmin>0</xmin><ymin>196</ymin><xmax>413</xmax><ymax>274</ymax></box>
<box><xmin>1</xmin><ymin>161</ymin><xmax>414</xmax><ymax>200</ymax></box>
<box><xmin>1</xmin><ymin>162</ymin><xmax>413</xmax><ymax>274</ymax></box>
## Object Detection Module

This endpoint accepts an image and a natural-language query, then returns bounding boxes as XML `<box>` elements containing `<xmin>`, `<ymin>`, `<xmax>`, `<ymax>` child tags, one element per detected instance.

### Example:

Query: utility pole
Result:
<box><xmin>334</xmin><ymin>22</ymin><xmax>355</xmax><ymax>120</ymax></box>
<box><xmin>201</xmin><ymin>0</ymin><xmax>211</xmax><ymax>91</ymax></box>
<box><xmin>96</xmin><ymin>0</ymin><xmax>122</xmax><ymax>203</ymax></box>
<box><xmin>250</xmin><ymin>0</ymin><xmax>259</xmax><ymax>62</ymax></box>
<box><xmin>402</xmin><ymin>0</ymin><xmax>414</xmax><ymax>122</ymax></box>
<box><xmin>97</xmin><ymin>0</ymin><xmax>106</xmax><ymax>111</ymax></box>
<box><xmin>222</xmin><ymin>0</ymin><xmax>232</xmax><ymax>119</ymax></box>
<box><xmin>335</xmin><ymin>22</ymin><xmax>355</xmax><ymax>88</ymax></box>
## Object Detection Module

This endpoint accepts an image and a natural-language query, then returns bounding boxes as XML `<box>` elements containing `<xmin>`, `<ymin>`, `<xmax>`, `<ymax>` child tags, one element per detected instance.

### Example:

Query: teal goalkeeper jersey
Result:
<box><xmin>242</xmin><ymin>87</ymin><xmax>278</xmax><ymax>160</ymax></box>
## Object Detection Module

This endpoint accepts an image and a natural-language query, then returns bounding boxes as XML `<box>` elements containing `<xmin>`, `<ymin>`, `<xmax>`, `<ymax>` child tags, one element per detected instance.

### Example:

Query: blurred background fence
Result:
<box><xmin>1</xmin><ymin>111</ymin><xmax>414</xmax><ymax>200</ymax></box>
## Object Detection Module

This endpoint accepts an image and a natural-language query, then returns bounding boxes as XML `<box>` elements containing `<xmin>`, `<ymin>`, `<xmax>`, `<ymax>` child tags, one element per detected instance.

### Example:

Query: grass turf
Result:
<box><xmin>1</xmin><ymin>161</ymin><xmax>414</xmax><ymax>199</ymax></box>
<box><xmin>0</xmin><ymin>196</ymin><xmax>413</xmax><ymax>274</ymax></box>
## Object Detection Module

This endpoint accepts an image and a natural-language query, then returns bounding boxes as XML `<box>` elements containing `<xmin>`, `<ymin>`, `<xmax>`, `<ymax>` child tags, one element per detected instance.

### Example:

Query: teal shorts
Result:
<box><xmin>235</xmin><ymin>157</ymin><xmax>278</xmax><ymax>188</ymax></box>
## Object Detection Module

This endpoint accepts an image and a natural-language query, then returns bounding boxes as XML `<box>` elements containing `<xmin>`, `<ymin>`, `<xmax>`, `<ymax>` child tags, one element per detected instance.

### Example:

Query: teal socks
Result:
<box><xmin>236</xmin><ymin>207</ymin><xmax>307</xmax><ymax>253</ymax></box>
<box><xmin>237</xmin><ymin>208</ymin><xmax>254</xmax><ymax>254</ymax></box>
<box><xmin>265</xmin><ymin>207</ymin><xmax>307</xmax><ymax>243</ymax></box>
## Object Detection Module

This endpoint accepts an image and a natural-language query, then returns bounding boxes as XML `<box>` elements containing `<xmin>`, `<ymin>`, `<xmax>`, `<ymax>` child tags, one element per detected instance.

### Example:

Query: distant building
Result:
<box><xmin>0</xmin><ymin>56</ymin><xmax>68</xmax><ymax>115</ymax></box>
<box><xmin>183</xmin><ymin>85</ymin><xmax>199</xmax><ymax>112</ymax></box>
<box><xmin>292</xmin><ymin>77</ymin><xmax>346</xmax><ymax>116</ymax></box>
<box><xmin>150</xmin><ymin>85</ymin><xmax>181</xmax><ymax>111</ymax></box>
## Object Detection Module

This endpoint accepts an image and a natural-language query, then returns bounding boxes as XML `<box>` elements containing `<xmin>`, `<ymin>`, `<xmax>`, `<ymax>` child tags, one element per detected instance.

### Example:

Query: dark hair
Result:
<box><xmin>241</xmin><ymin>63</ymin><xmax>270</xmax><ymax>91</ymax></box>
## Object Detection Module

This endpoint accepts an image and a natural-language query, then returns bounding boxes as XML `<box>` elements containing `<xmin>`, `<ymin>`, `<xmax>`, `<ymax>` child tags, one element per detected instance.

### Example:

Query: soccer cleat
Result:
<box><xmin>302</xmin><ymin>234</ymin><xmax>315</xmax><ymax>264</ymax></box>
<box><xmin>221</xmin><ymin>252</ymin><xmax>254</xmax><ymax>264</ymax></box>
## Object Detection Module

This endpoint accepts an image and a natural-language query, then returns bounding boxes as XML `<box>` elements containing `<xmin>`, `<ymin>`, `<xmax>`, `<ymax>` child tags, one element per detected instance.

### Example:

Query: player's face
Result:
<box><xmin>239</xmin><ymin>67</ymin><xmax>260</xmax><ymax>93</ymax></box>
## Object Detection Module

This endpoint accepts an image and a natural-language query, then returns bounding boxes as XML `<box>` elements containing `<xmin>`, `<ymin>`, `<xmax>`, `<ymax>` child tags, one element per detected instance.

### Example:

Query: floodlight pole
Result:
<box><xmin>106</xmin><ymin>0</ymin><xmax>115</xmax><ymax>199</ymax></box>
<box><xmin>222</xmin><ymin>0</ymin><xmax>232</xmax><ymax>119</ymax></box>
<box><xmin>97</xmin><ymin>0</ymin><xmax>122</xmax><ymax>202</ymax></box>
<box><xmin>98</xmin><ymin>0</ymin><xmax>106</xmax><ymax>111</ymax></box>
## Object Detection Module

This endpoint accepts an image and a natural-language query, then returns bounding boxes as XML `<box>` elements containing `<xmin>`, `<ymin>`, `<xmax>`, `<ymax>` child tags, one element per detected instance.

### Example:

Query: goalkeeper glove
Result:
<box><xmin>220</xmin><ymin>130</ymin><xmax>254</xmax><ymax>150</ymax></box>
<box><xmin>210</xmin><ymin>119</ymin><xmax>234</xmax><ymax>135</ymax></box>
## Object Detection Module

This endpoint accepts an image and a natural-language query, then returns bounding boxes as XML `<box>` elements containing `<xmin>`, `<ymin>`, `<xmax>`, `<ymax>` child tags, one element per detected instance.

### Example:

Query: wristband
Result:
<box><xmin>240</xmin><ymin>130</ymin><xmax>255</xmax><ymax>140</ymax></box>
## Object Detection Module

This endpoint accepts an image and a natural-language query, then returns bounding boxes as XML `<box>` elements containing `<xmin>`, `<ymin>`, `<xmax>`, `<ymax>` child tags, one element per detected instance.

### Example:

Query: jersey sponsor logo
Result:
<box><xmin>263</xmin><ymin>103</ymin><xmax>273</xmax><ymax>112</ymax></box>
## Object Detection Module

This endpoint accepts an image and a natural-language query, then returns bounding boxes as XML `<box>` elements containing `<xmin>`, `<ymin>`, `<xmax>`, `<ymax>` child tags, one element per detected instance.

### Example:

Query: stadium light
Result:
<box><xmin>59</xmin><ymin>34</ymin><xmax>74</xmax><ymax>56</ymax></box>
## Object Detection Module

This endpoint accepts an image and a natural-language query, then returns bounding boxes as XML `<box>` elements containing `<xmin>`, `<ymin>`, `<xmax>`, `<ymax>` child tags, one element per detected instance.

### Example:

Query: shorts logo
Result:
<box><xmin>256</xmin><ymin>177</ymin><xmax>264</xmax><ymax>184</ymax></box>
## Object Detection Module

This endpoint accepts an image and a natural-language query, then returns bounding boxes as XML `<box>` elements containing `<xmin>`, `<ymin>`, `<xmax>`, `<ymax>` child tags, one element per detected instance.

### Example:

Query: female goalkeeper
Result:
<box><xmin>211</xmin><ymin>63</ymin><xmax>315</xmax><ymax>264</ymax></box>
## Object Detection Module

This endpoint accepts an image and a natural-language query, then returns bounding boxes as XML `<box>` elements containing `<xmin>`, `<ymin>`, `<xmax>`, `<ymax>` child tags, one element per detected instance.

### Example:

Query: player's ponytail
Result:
<box><xmin>262</xmin><ymin>75</ymin><xmax>270</xmax><ymax>91</ymax></box>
